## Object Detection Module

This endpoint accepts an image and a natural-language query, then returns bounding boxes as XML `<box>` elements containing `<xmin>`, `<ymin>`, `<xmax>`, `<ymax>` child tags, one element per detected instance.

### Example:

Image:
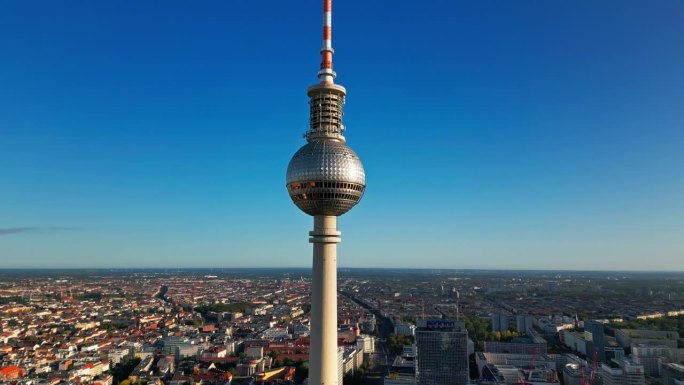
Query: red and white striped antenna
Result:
<box><xmin>317</xmin><ymin>0</ymin><xmax>336</xmax><ymax>84</ymax></box>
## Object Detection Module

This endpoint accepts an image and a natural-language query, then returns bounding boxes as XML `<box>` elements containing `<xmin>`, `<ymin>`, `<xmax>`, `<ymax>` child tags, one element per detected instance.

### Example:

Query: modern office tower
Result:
<box><xmin>585</xmin><ymin>320</ymin><xmax>606</xmax><ymax>363</ymax></box>
<box><xmin>492</xmin><ymin>313</ymin><xmax>510</xmax><ymax>332</ymax></box>
<box><xmin>415</xmin><ymin>320</ymin><xmax>469</xmax><ymax>385</ymax></box>
<box><xmin>285</xmin><ymin>1</ymin><xmax>365</xmax><ymax>384</ymax></box>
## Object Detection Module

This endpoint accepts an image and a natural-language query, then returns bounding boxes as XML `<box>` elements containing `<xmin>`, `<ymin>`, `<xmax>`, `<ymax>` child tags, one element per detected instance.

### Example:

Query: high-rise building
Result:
<box><xmin>585</xmin><ymin>320</ymin><xmax>606</xmax><ymax>364</ymax></box>
<box><xmin>492</xmin><ymin>313</ymin><xmax>510</xmax><ymax>333</ymax></box>
<box><xmin>285</xmin><ymin>1</ymin><xmax>366</xmax><ymax>384</ymax></box>
<box><xmin>415</xmin><ymin>320</ymin><xmax>469</xmax><ymax>385</ymax></box>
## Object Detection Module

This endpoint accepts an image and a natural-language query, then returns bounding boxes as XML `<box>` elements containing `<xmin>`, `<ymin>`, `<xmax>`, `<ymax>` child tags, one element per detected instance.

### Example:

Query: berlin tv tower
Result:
<box><xmin>285</xmin><ymin>1</ymin><xmax>365</xmax><ymax>384</ymax></box>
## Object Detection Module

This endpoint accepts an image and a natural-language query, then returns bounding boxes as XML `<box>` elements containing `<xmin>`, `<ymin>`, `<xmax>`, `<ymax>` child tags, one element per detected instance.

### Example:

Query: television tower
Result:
<box><xmin>286</xmin><ymin>1</ymin><xmax>365</xmax><ymax>384</ymax></box>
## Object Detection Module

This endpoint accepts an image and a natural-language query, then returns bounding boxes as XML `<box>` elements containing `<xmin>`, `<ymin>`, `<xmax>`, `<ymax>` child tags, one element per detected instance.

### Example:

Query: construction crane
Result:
<box><xmin>528</xmin><ymin>346</ymin><xmax>540</xmax><ymax>383</ymax></box>
<box><xmin>518</xmin><ymin>346</ymin><xmax>540</xmax><ymax>385</ymax></box>
<box><xmin>580</xmin><ymin>349</ymin><xmax>600</xmax><ymax>385</ymax></box>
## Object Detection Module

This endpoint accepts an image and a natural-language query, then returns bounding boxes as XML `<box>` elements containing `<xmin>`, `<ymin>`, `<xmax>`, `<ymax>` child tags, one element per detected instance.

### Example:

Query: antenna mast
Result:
<box><xmin>318</xmin><ymin>0</ymin><xmax>335</xmax><ymax>84</ymax></box>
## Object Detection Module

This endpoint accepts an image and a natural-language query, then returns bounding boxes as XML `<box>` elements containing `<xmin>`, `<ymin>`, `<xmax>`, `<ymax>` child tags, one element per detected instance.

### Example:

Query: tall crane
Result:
<box><xmin>580</xmin><ymin>349</ymin><xmax>600</xmax><ymax>385</ymax></box>
<box><xmin>528</xmin><ymin>346</ymin><xmax>540</xmax><ymax>383</ymax></box>
<box><xmin>518</xmin><ymin>346</ymin><xmax>540</xmax><ymax>385</ymax></box>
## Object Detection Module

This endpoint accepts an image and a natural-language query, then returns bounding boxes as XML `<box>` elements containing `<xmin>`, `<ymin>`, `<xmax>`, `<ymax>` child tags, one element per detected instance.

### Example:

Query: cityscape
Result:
<box><xmin>0</xmin><ymin>269</ymin><xmax>682</xmax><ymax>385</ymax></box>
<box><xmin>1</xmin><ymin>0</ymin><xmax>683</xmax><ymax>385</ymax></box>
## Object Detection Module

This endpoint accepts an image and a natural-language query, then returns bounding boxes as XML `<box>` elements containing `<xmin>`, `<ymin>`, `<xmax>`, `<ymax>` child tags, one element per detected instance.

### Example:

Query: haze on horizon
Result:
<box><xmin>1</xmin><ymin>1</ymin><xmax>683</xmax><ymax>271</ymax></box>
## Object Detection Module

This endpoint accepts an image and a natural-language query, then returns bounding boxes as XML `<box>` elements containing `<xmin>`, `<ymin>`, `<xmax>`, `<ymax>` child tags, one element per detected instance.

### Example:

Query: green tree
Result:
<box><xmin>388</xmin><ymin>333</ymin><xmax>415</xmax><ymax>355</ymax></box>
<box><xmin>109</xmin><ymin>357</ymin><xmax>140</xmax><ymax>385</ymax></box>
<box><xmin>295</xmin><ymin>360</ymin><xmax>309</xmax><ymax>383</ymax></box>
<box><xmin>464</xmin><ymin>316</ymin><xmax>492</xmax><ymax>350</ymax></box>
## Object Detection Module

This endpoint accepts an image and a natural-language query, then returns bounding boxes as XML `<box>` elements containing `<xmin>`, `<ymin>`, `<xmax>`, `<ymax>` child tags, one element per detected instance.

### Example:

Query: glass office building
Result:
<box><xmin>416</xmin><ymin>320</ymin><xmax>469</xmax><ymax>385</ymax></box>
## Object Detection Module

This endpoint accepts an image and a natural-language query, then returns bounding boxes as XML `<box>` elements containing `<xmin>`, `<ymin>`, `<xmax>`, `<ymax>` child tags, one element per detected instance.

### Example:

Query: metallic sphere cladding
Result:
<box><xmin>286</xmin><ymin>140</ymin><xmax>365</xmax><ymax>216</ymax></box>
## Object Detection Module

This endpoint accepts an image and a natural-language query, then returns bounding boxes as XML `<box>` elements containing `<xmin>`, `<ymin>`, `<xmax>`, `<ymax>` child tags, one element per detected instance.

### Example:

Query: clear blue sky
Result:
<box><xmin>1</xmin><ymin>0</ymin><xmax>682</xmax><ymax>270</ymax></box>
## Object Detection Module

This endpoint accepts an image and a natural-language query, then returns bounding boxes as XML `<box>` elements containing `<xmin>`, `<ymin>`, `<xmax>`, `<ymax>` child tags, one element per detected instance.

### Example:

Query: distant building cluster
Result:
<box><xmin>0</xmin><ymin>274</ymin><xmax>376</xmax><ymax>385</ymax></box>
<box><xmin>1</xmin><ymin>271</ymin><xmax>683</xmax><ymax>385</ymax></box>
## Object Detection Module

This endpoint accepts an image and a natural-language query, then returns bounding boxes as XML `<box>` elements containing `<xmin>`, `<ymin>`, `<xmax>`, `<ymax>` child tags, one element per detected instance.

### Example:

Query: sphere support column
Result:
<box><xmin>309</xmin><ymin>215</ymin><xmax>340</xmax><ymax>385</ymax></box>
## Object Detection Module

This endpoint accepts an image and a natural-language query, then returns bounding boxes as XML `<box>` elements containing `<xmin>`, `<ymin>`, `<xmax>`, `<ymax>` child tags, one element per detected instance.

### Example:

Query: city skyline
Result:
<box><xmin>2</xmin><ymin>0</ymin><xmax>683</xmax><ymax>270</ymax></box>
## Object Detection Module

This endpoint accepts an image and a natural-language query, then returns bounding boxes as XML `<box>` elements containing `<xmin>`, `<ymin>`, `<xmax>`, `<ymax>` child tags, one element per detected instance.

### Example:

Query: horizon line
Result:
<box><xmin>0</xmin><ymin>267</ymin><xmax>682</xmax><ymax>273</ymax></box>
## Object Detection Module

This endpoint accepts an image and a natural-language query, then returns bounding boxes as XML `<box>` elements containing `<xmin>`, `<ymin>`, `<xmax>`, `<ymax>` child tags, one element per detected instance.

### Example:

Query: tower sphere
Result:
<box><xmin>286</xmin><ymin>139</ymin><xmax>365</xmax><ymax>216</ymax></box>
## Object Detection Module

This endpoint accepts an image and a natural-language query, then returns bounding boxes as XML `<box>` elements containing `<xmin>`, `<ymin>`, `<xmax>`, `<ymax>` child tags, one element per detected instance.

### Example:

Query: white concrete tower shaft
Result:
<box><xmin>309</xmin><ymin>215</ymin><xmax>340</xmax><ymax>385</ymax></box>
